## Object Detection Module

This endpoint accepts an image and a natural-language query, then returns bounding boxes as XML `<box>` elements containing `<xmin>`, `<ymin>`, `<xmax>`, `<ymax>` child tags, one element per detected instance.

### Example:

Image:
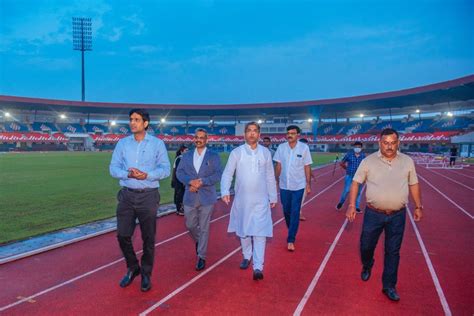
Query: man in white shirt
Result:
<box><xmin>274</xmin><ymin>125</ymin><xmax>313</xmax><ymax>251</ymax></box>
<box><xmin>221</xmin><ymin>122</ymin><xmax>277</xmax><ymax>281</ymax></box>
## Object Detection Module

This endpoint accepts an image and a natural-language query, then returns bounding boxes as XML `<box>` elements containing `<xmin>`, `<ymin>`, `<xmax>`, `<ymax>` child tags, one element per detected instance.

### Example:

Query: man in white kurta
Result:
<box><xmin>221</xmin><ymin>122</ymin><xmax>277</xmax><ymax>281</ymax></box>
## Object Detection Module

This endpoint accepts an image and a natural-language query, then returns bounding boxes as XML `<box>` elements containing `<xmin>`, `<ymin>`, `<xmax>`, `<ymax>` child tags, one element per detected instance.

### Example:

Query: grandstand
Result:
<box><xmin>1</xmin><ymin>75</ymin><xmax>473</xmax><ymax>155</ymax></box>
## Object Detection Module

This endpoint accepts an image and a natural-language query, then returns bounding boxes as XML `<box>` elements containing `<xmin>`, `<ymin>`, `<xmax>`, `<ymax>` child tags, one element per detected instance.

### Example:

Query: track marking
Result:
<box><xmin>446</xmin><ymin>169</ymin><xmax>474</xmax><ymax>180</ymax></box>
<box><xmin>418</xmin><ymin>174</ymin><xmax>474</xmax><ymax>219</ymax></box>
<box><xmin>424</xmin><ymin>168</ymin><xmax>474</xmax><ymax>191</ymax></box>
<box><xmin>0</xmin><ymin>171</ymin><xmax>341</xmax><ymax>313</ymax></box>
<box><xmin>293</xmin><ymin>219</ymin><xmax>348</xmax><ymax>316</ymax></box>
<box><xmin>0</xmin><ymin>213</ymin><xmax>229</xmax><ymax>312</ymax></box>
<box><xmin>407</xmin><ymin>206</ymin><xmax>452</xmax><ymax>316</ymax></box>
<box><xmin>139</xmin><ymin>176</ymin><xmax>345</xmax><ymax>315</ymax></box>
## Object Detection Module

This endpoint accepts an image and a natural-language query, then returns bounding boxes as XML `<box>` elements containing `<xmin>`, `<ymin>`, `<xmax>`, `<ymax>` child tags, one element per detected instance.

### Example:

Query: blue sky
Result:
<box><xmin>0</xmin><ymin>0</ymin><xmax>473</xmax><ymax>104</ymax></box>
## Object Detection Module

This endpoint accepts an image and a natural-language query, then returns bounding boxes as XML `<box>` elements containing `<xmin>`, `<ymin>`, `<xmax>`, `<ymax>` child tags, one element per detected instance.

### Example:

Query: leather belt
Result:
<box><xmin>123</xmin><ymin>187</ymin><xmax>158</xmax><ymax>193</ymax></box>
<box><xmin>367</xmin><ymin>203</ymin><xmax>405</xmax><ymax>215</ymax></box>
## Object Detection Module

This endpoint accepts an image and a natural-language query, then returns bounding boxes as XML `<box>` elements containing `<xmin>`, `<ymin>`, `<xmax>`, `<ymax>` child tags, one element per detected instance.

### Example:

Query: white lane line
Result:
<box><xmin>139</xmin><ymin>176</ymin><xmax>345</xmax><ymax>315</ymax></box>
<box><xmin>407</xmin><ymin>206</ymin><xmax>452</xmax><ymax>316</ymax></box>
<box><xmin>0</xmin><ymin>213</ymin><xmax>230</xmax><ymax>312</ymax></box>
<box><xmin>418</xmin><ymin>174</ymin><xmax>474</xmax><ymax>219</ymax></box>
<box><xmin>293</xmin><ymin>219</ymin><xmax>348</xmax><ymax>316</ymax></box>
<box><xmin>424</xmin><ymin>168</ymin><xmax>474</xmax><ymax>191</ymax></box>
<box><xmin>447</xmin><ymin>169</ymin><xmax>474</xmax><ymax>180</ymax></box>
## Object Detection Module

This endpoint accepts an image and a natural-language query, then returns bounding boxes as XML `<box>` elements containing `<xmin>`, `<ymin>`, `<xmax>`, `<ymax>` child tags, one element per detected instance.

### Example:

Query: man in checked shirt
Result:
<box><xmin>336</xmin><ymin>141</ymin><xmax>365</xmax><ymax>213</ymax></box>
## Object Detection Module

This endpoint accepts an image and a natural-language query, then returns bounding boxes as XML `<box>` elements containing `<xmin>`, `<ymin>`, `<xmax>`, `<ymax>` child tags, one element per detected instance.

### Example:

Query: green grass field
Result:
<box><xmin>0</xmin><ymin>151</ymin><xmax>336</xmax><ymax>244</ymax></box>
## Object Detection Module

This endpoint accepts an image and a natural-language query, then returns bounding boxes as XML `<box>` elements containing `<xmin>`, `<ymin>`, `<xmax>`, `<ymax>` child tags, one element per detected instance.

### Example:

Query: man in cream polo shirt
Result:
<box><xmin>346</xmin><ymin>128</ymin><xmax>423</xmax><ymax>302</ymax></box>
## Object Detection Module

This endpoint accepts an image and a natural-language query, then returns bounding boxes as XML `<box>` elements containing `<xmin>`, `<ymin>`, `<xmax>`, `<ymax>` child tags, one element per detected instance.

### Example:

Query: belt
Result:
<box><xmin>123</xmin><ymin>187</ymin><xmax>158</xmax><ymax>193</ymax></box>
<box><xmin>367</xmin><ymin>203</ymin><xmax>405</xmax><ymax>215</ymax></box>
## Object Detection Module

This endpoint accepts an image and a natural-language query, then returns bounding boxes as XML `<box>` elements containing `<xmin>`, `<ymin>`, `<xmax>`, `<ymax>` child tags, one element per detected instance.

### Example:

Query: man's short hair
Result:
<box><xmin>353</xmin><ymin>141</ymin><xmax>363</xmax><ymax>147</ymax></box>
<box><xmin>286</xmin><ymin>125</ymin><xmax>301</xmax><ymax>134</ymax></box>
<box><xmin>245</xmin><ymin>121</ymin><xmax>261</xmax><ymax>132</ymax></box>
<box><xmin>263</xmin><ymin>136</ymin><xmax>271</xmax><ymax>141</ymax></box>
<box><xmin>380</xmin><ymin>128</ymin><xmax>399</xmax><ymax>139</ymax></box>
<box><xmin>129</xmin><ymin>109</ymin><xmax>150</xmax><ymax>130</ymax></box>
<box><xmin>194</xmin><ymin>128</ymin><xmax>208</xmax><ymax>136</ymax></box>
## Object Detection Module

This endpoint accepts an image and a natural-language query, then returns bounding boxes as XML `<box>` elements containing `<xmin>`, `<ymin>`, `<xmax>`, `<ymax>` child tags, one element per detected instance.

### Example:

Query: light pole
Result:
<box><xmin>72</xmin><ymin>17</ymin><xmax>92</xmax><ymax>102</ymax></box>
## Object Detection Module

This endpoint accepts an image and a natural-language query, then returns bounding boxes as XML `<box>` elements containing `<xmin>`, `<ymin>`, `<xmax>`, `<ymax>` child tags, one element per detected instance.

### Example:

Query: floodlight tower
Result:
<box><xmin>72</xmin><ymin>17</ymin><xmax>92</xmax><ymax>102</ymax></box>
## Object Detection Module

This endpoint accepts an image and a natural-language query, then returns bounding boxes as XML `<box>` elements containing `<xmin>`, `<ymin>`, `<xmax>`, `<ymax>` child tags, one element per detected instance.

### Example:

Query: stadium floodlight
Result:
<box><xmin>447</xmin><ymin>111</ymin><xmax>454</xmax><ymax>117</ymax></box>
<box><xmin>72</xmin><ymin>17</ymin><xmax>92</xmax><ymax>102</ymax></box>
<box><xmin>359</xmin><ymin>113</ymin><xmax>364</xmax><ymax>118</ymax></box>
<box><xmin>5</xmin><ymin>112</ymin><xmax>11</xmax><ymax>117</ymax></box>
<box><xmin>415</xmin><ymin>109</ymin><xmax>420</xmax><ymax>113</ymax></box>
<box><xmin>160</xmin><ymin>118</ymin><xmax>166</xmax><ymax>123</ymax></box>
<box><xmin>111</xmin><ymin>120</ymin><xmax>117</xmax><ymax>126</ymax></box>
<box><xmin>60</xmin><ymin>114</ymin><xmax>67</xmax><ymax>119</ymax></box>
<box><xmin>308</xmin><ymin>118</ymin><xmax>313</xmax><ymax>123</ymax></box>
<box><xmin>257</xmin><ymin>119</ymin><xmax>263</xmax><ymax>124</ymax></box>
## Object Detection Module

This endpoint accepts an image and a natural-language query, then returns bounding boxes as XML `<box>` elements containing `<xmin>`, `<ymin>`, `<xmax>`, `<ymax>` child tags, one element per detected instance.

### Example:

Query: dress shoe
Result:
<box><xmin>287</xmin><ymin>243</ymin><xmax>295</xmax><ymax>252</ymax></box>
<box><xmin>240</xmin><ymin>259</ymin><xmax>251</xmax><ymax>270</ymax></box>
<box><xmin>336</xmin><ymin>203</ymin><xmax>343</xmax><ymax>210</ymax></box>
<box><xmin>253</xmin><ymin>269</ymin><xmax>264</xmax><ymax>280</ymax></box>
<box><xmin>356</xmin><ymin>208</ymin><xmax>362</xmax><ymax>214</ymax></box>
<box><xmin>119</xmin><ymin>267</ymin><xmax>140</xmax><ymax>288</ymax></box>
<box><xmin>196</xmin><ymin>257</ymin><xmax>206</xmax><ymax>271</ymax></box>
<box><xmin>141</xmin><ymin>274</ymin><xmax>152</xmax><ymax>292</ymax></box>
<box><xmin>361</xmin><ymin>266</ymin><xmax>371</xmax><ymax>281</ymax></box>
<box><xmin>382</xmin><ymin>287</ymin><xmax>400</xmax><ymax>301</ymax></box>
<box><xmin>299</xmin><ymin>215</ymin><xmax>306</xmax><ymax>221</ymax></box>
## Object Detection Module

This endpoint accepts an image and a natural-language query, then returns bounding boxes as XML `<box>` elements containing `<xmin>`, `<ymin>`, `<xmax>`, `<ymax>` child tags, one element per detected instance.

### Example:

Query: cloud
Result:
<box><xmin>106</xmin><ymin>27</ymin><xmax>123</xmax><ymax>42</ymax></box>
<box><xmin>130</xmin><ymin>45</ymin><xmax>160</xmax><ymax>54</ymax></box>
<box><xmin>124</xmin><ymin>14</ymin><xmax>146</xmax><ymax>35</ymax></box>
<box><xmin>24</xmin><ymin>57</ymin><xmax>75</xmax><ymax>70</ymax></box>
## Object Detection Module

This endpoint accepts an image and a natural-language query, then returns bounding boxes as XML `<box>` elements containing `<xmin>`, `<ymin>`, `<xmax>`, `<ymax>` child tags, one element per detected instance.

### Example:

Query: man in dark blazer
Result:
<box><xmin>176</xmin><ymin>128</ymin><xmax>222</xmax><ymax>271</ymax></box>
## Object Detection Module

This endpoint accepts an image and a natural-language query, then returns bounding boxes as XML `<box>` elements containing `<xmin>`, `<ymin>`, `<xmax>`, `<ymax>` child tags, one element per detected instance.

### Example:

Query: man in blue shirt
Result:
<box><xmin>110</xmin><ymin>109</ymin><xmax>170</xmax><ymax>292</ymax></box>
<box><xmin>336</xmin><ymin>141</ymin><xmax>365</xmax><ymax>213</ymax></box>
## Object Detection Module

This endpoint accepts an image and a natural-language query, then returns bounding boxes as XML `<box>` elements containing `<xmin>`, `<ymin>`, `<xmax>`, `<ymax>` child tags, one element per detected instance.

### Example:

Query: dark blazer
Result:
<box><xmin>176</xmin><ymin>149</ymin><xmax>222</xmax><ymax>206</ymax></box>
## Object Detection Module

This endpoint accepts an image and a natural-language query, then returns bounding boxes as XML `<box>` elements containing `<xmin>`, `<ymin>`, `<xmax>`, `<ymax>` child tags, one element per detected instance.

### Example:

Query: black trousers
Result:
<box><xmin>116</xmin><ymin>188</ymin><xmax>160</xmax><ymax>276</ymax></box>
<box><xmin>360</xmin><ymin>207</ymin><xmax>406</xmax><ymax>289</ymax></box>
<box><xmin>174</xmin><ymin>182</ymin><xmax>185</xmax><ymax>213</ymax></box>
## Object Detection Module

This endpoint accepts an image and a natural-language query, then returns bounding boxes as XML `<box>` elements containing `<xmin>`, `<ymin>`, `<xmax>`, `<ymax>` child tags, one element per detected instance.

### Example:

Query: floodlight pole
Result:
<box><xmin>73</xmin><ymin>17</ymin><xmax>92</xmax><ymax>102</ymax></box>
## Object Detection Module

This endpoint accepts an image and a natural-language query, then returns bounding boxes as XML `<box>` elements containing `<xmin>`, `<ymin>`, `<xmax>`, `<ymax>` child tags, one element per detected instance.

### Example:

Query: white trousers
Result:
<box><xmin>240</xmin><ymin>236</ymin><xmax>266</xmax><ymax>271</ymax></box>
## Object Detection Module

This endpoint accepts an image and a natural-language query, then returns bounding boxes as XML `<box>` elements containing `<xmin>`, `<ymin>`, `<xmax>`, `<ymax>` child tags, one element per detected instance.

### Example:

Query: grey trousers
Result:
<box><xmin>184</xmin><ymin>203</ymin><xmax>214</xmax><ymax>260</ymax></box>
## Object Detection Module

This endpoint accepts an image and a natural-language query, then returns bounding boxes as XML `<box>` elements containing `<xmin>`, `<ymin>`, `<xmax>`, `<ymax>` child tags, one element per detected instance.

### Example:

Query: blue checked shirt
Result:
<box><xmin>342</xmin><ymin>150</ymin><xmax>365</xmax><ymax>177</ymax></box>
<box><xmin>109</xmin><ymin>133</ymin><xmax>171</xmax><ymax>189</ymax></box>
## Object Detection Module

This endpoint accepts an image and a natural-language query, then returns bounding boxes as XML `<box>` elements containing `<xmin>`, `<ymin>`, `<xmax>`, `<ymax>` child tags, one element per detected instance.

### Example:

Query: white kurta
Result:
<box><xmin>221</xmin><ymin>144</ymin><xmax>277</xmax><ymax>237</ymax></box>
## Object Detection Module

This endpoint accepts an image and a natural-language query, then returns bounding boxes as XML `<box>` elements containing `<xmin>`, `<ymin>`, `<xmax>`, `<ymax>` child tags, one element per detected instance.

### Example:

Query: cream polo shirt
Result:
<box><xmin>352</xmin><ymin>151</ymin><xmax>418</xmax><ymax>211</ymax></box>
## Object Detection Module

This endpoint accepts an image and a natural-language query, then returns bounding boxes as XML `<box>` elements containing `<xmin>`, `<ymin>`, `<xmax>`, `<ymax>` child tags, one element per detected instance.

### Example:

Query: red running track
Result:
<box><xmin>0</xmin><ymin>163</ymin><xmax>472</xmax><ymax>315</ymax></box>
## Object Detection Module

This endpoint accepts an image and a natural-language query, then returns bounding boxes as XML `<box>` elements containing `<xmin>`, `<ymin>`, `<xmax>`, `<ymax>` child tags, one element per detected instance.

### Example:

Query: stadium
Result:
<box><xmin>1</xmin><ymin>74</ymin><xmax>473</xmax><ymax>314</ymax></box>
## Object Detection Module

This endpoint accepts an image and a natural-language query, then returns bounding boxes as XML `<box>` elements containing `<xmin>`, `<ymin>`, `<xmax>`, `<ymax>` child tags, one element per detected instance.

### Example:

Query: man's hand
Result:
<box><xmin>189</xmin><ymin>185</ymin><xmax>199</xmax><ymax>193</ymax></box>
<box><xmin>222</xmin><ymin>195</ymin><xmax>230</xmax><ymax>205</ymax></box>
<box><xmin>128</xmin><ymin>168</ymin><xmax>147</xmax><ymax>180</ymax></box>
<box><xmin>305</xmin><ymin>183</ymin><xmax>311</xmax><ymax>194</ymax></box>
<box><xmin>413</xmin><ymin>208</ymin><xmax>423</xmax><ymax>221</ymax></box>
<box><xmin>346</xmin><ymin>205</ymin><xmax>357</xmax><ymax>222</ymax></box>
<box><xmin>189</xmin><ymin>179</ymin><xmax>203</xmax><ymax>189</ymax></box>
<box><xmin>270</xmin><ymin>202</ymin><xmax>277</xmax><ymax>209</ymax></box>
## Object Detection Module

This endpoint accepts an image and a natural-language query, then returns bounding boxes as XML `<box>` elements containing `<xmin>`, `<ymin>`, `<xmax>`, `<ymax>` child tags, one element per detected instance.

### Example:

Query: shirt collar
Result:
<box><xmin>377</xmin><ymin>150</ymin><xmax>399</xmax><ymax>163</ymax></box>
<box><xmin>194</xmin><ymin>147</ymin><xmax>207</xmax><ymax>156</ymax></box>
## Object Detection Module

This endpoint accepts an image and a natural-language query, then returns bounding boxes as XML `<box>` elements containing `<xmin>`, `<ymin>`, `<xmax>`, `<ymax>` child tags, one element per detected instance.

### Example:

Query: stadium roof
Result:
<box><xmin>1</xmin><ymin>74</ymin><xmax>473</xmax><ymax>119</ymax></box>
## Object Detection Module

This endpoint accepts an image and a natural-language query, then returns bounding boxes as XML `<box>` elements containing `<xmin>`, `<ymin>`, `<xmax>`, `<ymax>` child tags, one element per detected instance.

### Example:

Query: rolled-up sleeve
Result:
<box><xmin>109</xmin><ymin>140</ymin><xmax>129</xmax><ymax>180</ymax></box>
<box><xmin>221</xmin><ymin>150</ymin><xmax>238</xmax><ymax>196</ymax></box>
<box><xmin>147</xmin><ymin>141</ymin><xmax>171</xmax><ymax>181</ymax></box>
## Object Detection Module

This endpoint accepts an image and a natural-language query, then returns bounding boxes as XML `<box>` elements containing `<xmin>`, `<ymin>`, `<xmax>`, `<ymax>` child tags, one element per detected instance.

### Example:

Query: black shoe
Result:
<box><xmin>356</xmin><ymin>208</ymin><xmax>362</xmax><ymax>214</ymax></box>
<box><xmin>336</xmin><ymin>203</ymin><xmax>343</xmax><ymax>210</ymax></box>
<box><xmin>141</xmin><ymin>274</ymin><xmax>152</xmax><ymax>292</ymax></box>
<box><xmin>240</xmin><ymin>259</ymin><xmax>251</xmax><ymax>270</ymax></box>
<box><xmin>361</xmin><ymin>266</ymin><xmax>371</xmax><ymax>281</ymax></box>
<box><xmin>196</xmin><ymin>257</ymin><xmax>206</xmax><ymax>271</ymax></box>
<box><xmin>253</xmin><ymin>269</ymin><xmax>264</xmax><ymax>280</ymax></box>
<box><xmin>119</xmin><ymin>267</ymin><xmax>140</xmax><ymax>288</ymax></box>
<box><xmin>382</xmin><ymin>287</ymin><xmax>400</xmax><ymax>301</ymax></box>
<box><xmin>176</xmin><ymin>211</ymin><xmax>184</xmax><ymax>216</ymax></box>
<box><xmin>195</xmin><ymin>242</ymin><xmax>198</xmax><ymax>255</ymax></box>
